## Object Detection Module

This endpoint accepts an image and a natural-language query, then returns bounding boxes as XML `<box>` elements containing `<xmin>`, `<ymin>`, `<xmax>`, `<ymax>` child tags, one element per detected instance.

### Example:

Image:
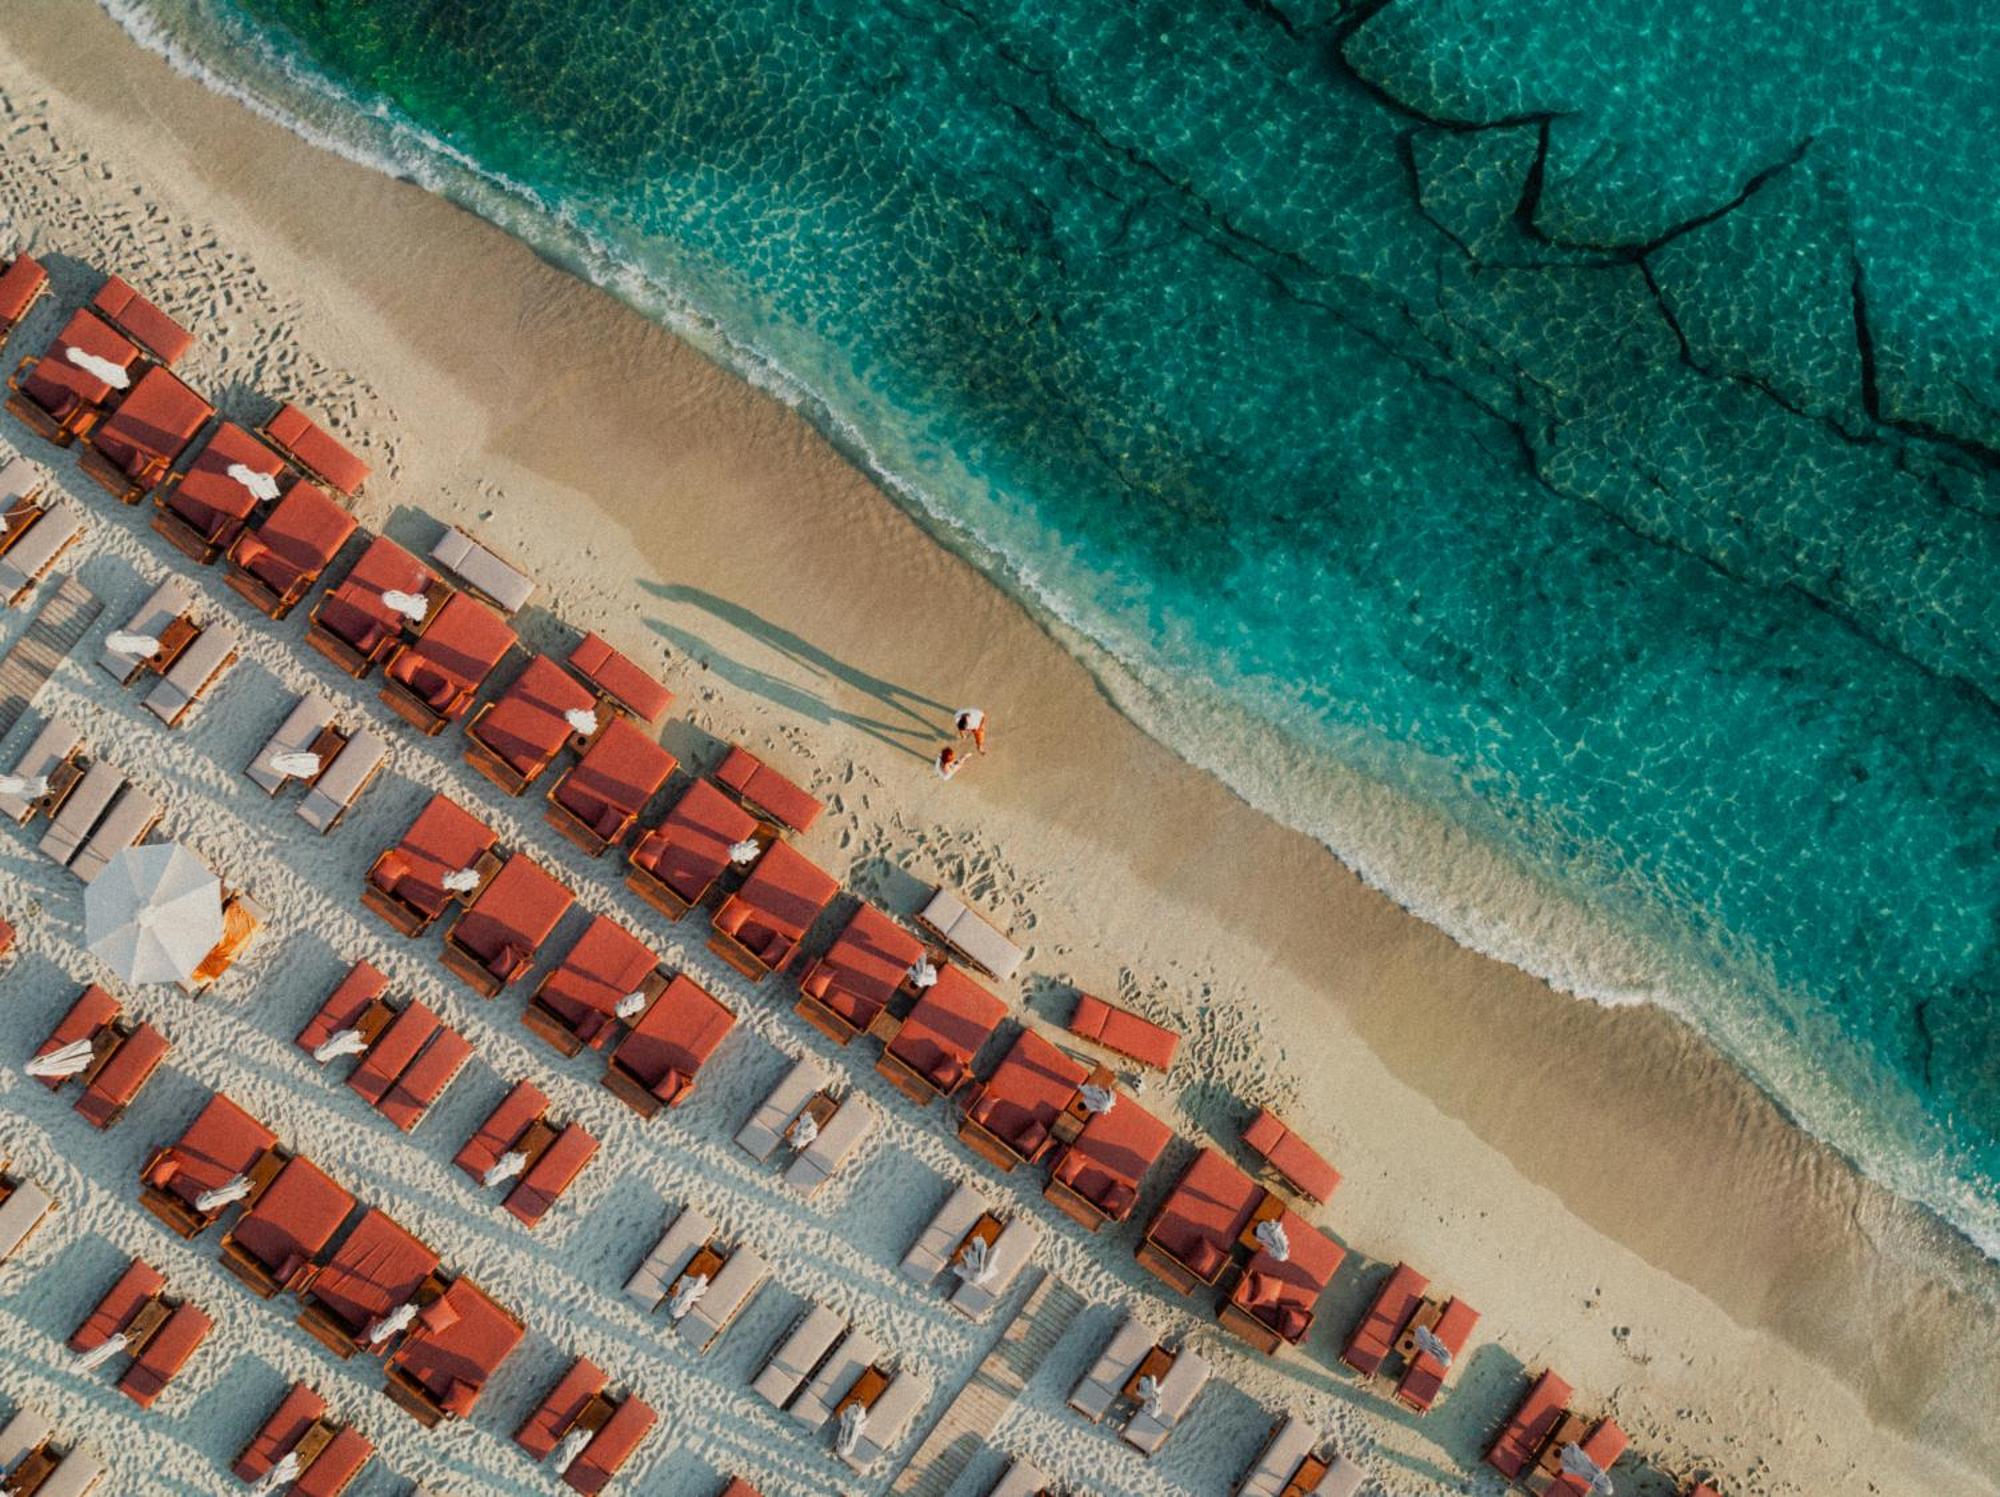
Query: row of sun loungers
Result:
<box><xmin>453</xmin><ymin>1079</ymin><xmax>599</xmax><ymax>1229</ymax></box>
<box><xmin>0</xmin><ymin>456</ymin><xmax>81</xmax><ymax>608</ymax></box>
<box><xmin>748</xmin><ymin>1301</ymin><xmax>928</xmax><ymax>1472</ymax></box>
<box><xmin>68</xmin><ymin>1256</ymin><xmax>213</xmax><ymax>1409</ymax></box>
<box><xmin>1341</xmin><ymin>1260</ymin><xmax>1480</xmax><ymax>1413</ymax></box>
<box><xmin>733</xmin><ymin>1055</ymin><xmax>876</xmax><ymax>1196</ymax></box>
<box><xmin>10</xmin><ymin>722</ymin><xmax>164</xmax><ymax>882</ymax></box>
<box><xmin>0</xmin><ymin>1408</ymin><xmax>102</xmax><ymax>1497</ymax></box>
<box><xmin>1068</xmin><ymin>1310</ymin><xmax>1213</xmax><ymax>1456</ymax></box>
<box><xmin>1067</xmin><ymin>990</ymin><xmax>1179</xmax><ymax>1072</ymax></box>
<box><xmin>1487</xmin><ymin>1369</ymin><xmax>1628</xmax><ymax>1495</ymax></box>
<box><xmin>99</xmin><ymin>574</ymin><xmax>240</xmax><ymax>727</ymax></box>
<box><xmin>31</xmin><ymin>985</ymin><xmax>170</xmax><ymax>1128</ymax></box>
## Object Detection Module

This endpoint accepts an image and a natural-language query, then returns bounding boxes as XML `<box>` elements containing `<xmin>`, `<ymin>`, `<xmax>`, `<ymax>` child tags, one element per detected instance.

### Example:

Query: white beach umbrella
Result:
<box><xmin>85</xmin><ymin>842</ymin><xmax>222</xmax><ymax>985</ymax></box>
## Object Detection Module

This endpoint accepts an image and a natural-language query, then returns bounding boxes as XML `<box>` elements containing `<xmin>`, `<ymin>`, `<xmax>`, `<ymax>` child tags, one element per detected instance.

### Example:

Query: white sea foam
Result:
<box><xmin>97</xmin><ymin>0</ymin><xmax>2000</xmax><ymax>1264</ymax></box>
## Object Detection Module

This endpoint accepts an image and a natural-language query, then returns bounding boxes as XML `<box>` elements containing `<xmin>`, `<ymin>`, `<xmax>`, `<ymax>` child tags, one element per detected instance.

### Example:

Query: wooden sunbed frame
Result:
<box><xmin>137</xmin><ymin>1142</ymin><xmax>282</xmax><ymax>1240</ymax></box>
<box><xmin>6</xmin><ymin>354</ymin><xmax>107</xmax><ymax>446</ymax></box>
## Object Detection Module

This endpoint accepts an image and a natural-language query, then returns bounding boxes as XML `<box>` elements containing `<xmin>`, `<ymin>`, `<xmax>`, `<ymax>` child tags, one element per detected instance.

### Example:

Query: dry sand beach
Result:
<box><xmin>0</xmin><ymin>2</ymin><xmax>1996</xmax><ymax>1494</ymax></box>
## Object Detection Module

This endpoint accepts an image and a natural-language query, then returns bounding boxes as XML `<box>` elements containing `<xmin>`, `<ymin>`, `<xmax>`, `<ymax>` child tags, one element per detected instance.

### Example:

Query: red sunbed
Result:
<box><xmin>384</xmin><ymin>1276</ymin><xmax>524</xmax><ymax>1424</ymax></box>
<box><xmin>345</xmin><ymin>1002</ymin><xmax>443</xmax><ymax>1107</ymax></box>
<box><xmin>225</xmin><ymin>481</ymin><xmax>356</xmax><ymax>619</ymax></box>
<box><xmin>625</xmin><ymin>778</ymin><xmax>756</xmax><ymax>919</ymax></box>
<box><xmin>0</xmin><ymin>253</ymin><xmax>49</xmax><ymax>348</ymax></box>
<box><xmin>506</xmin><ymin>1122</ymin><xmax>598</xmax><ymax>1228</ymax></box>
<box><xmin>714</xmin><ymin>744</ymin><xmax>822</xmax><ymax>832</ymax></box>
<box><xmin>1045</xmin><ymin>1088</ymin><xmax>1172</xmax><ymax>1227</ymax></box>
<box><xmin>221</xmin><ymin>1156</ymin><xmax>355</xmax><ymax>1298</ymax></box>
<box><xmin>1343</xmin><ymin>1262</ymin><xmax>1428</xmax><ymax>1377</ymax></box>
<box><xmin>707</xmin><ymin>840</ymin><xmax>838</xmax><ymax>981</ymax></box>
<box><xmin>300</xmin><ymin>1207</ymin><xmax>441</xmax><ymax>1354</ymax></box>
<box><xmin>1547</xmin><ymin>1419</ymin><xmax>1628</xmax><ymax>1497</ymax></box>
<box><xmin>1396</xmin><ymin>1296</ymin><xmax>1479</xmax><ymax>1412</ymax></box>
<box><xmin>527</xmin><ymin>914</ymin><xmax>664</xmax><ymax>1056</ymax></box>
<box><xmin>455</xmin><ymin>1079</ymin><xmax>550</xmax><ymax>1182</ymax></box>
<box><xmin>297</xmin><ymin>961</ymin><xmax>389</xmax><ymax>1055</ymax></box>
<box><xmin>1243</xmin><ymin>1106</ymin><xmax>1341</xmax><ymax>1202</ymax></box>
<box><xmin>309</xmin><ymin>534</ymin><xmax>441</xmax><ymax>676</ymax></box>
<box><xmin>120</xmin><ymin>1299</ymin><xmax>212</xmax><ymax>1407</ymax></box>
<box><xmin>155</xmin><ymin>421</ymin><xmax>280</xmax><ymax>560</ymax></box>
<box><xmin>879</xmin><ymin>965</ymin><xmax>1007</xmax><ymax>1100</ymax></box>
<box><xmin>8</xmin><ymin>308</ymin><xmax>141</xmax><ymax>443</ymax></box>
<box><xmin>1068</xmin><ymin>992</ymin><xmax>1179</xmax><ymax>1071</ymax></box>
<box><xmin>234</xmin><ymin>1383</ymin><xmax>373</xmax><ymax>1497</ymax></box>
<box><xmin>548</xmin><ymin>717</ymin><xmax>675</xmax><ymax>854</ymax></box>
<box><xmin>566</xmin><ymin>1393</ymin><xmax>657</xmax><ymax>1494</ymax></box>
<box><xmin>70</xmin><ymin>1257</ymin><xmax>166</xmax><ymax>1354</ymax></box>
<box><xmin>959</xmin><ymin>1028</ymin><xmax>1089</xmax><ymax>1171</ymax></box>
<box><xmin>381</xmin><ymin>590</ymin><xmax>516</xmax><ymax>734</ymax></box>
<box><xmin>1138</xmin><ymin>1147</ymin><xmax>1262</xmax><ymax>1293</ymax></box>
<box><xmin>377</xmin><ymin>1023</ymin><xmax>473</xmax><ymax>1131</ymax></box>
<box><xmin>34</xmin><ymin>983</ymin><xmax>119</xmax><ymax>1085</ymax></box>
<box><xmin>82</xmin><ymin>364</ymin><xmax>214</xmax><ymax>502</ymax></box>
<box><xmin>233</xmin><ymin>1383</ymin><xmax>324</xmax><ymax>1481</ymax></box>
<box><xmin>262</xmin><ymin>400</ymin><xmax>371</xmax><ymax>496</ymax></box>
<box><xmin>78</xmin><ymin>1021</ymin><xmax>169</xmax><ymax>1129</ymax></box>
<box><xmin>516</xmin><ymin>1356</ymin><xmax>606</xmax><ymax>1458</ymax></box>
<box><xmin>92</xmin><ymin>275</ymin><xmax>193</xmax><ymax>365</ymax></box>
<box><xmin>568</xmin><ymin>632</ymin><xmax>673</xmax><ymax>723</ymax></box>
<box><xmin>339</xmin><ymin>999</ymin><xmax>470</xmax><ymax>1131</ymax></box>
<box><xmin>1223</xmin><ymin>1205</ymin><xmax>1344</xmax><ymax>1351</ymax></box>
<box><xmin>1487</xmin><ymin>1369</ymin><xmax>1575</xmax><ymax>1479</ymax></box>
<box><xmin>140</xmin><ymin>1091</ymin><xmax>278</xmax><ymax>1236</ymax></box>
<box><xmin>363</xmin><ymin>793</ymin><xmax>498</xmax><ymax>936</ymax></box>
<box><xmin>797</xmin><ymin>902</ymin><xmax>923</xmax><ymax>1042</ymax></box>
<box><xmin>466</xmin><ymin>654</ymin><xmax>596</xmax><ymax>793</ymax></box>
<box><xmin>604</xmin><ymin>974</ymin><xmax>735</xmax><ymax>1116</ymax></box>
<box><xmin>443</xmin><ymin>851</ymin><xmax>573</xmax><ymax>996</ymax></box>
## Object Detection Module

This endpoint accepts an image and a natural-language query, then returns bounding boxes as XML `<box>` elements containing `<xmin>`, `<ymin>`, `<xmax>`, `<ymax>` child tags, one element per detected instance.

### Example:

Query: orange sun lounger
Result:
<box><xmin>1243</xmin><ymin>1106</ymin><xmax>1341</xmax><ymax>1203</ymax></box>
<box><xmin>69</xmin><ymin>1256</ymin><xmax>213</xmax><ymax>1409</ymax></box>
<box><xmin>1396</xmin><ymin>1296</ymin><xmax>1479</xmax><ymax>1412</ymax></box>
<box><xmin>525</xmin><ymin>914</ymin><xmax>667</xmax><ymax>1056</ymax></box>
<box><xmin>91</xmin><ymin>275</ymin><xmax>194</xmax><ymax>366</ymax></box>
<box><xmin>233</xmin><ymin>1383</ymin><xmax>373</xmax><ymax>1497</ymax></box>
<box><xmin>442</xmin><ymin>851</ymin><xmax>573</xmax><ymax>997</ymax></box>
<box><xmin>298</xmin><ymin>961</ymin><xmax>473</xmax><ymax>1132</ymax></box>
<box><xmin>218</xmin><ymin>1154</ymin><xmax>354</xmax><ymax>1300</ymax></box>
<box><xmin>603</xmin><ymin>974</ymin><xmax>736</xmax><ymax>1116</ymax></box>
<box><xmin>383</xmin><ymin>1275</ymin><xmax>524</xmax><ymax>1426</ymax></box>
<box><xmin>1136</xmin><ymin>1146</ymin><xmax>1262</xmax><ymax>1295</ymax></box>
<box><xmin>515</xmin><ymin>1357</ymin><xmax>657</xmax><ymax>1494</ymax></box>
<box><xmin>363</xmin><ymin>792</ymin><xmax>500</xmax><ymax>936</ymax></box>
<box><xmin>80</xmin><ymin>364</ymin><xmax>214</xmax><ymax>503</ymax></box>
<box><xmin>152</xmin><ymin>421</ymin><xmax>283</xmax><ymax>562</ymax></box>
<box><xmin>713</xmin><ymin>744</ymin><xmax>823</xmax><ymax>833</ymax></box>
<box><xmin>958</xmin><ymin>1028</ymin><xmax>1089</xmax><ymax>1172</ymax></box>
<box><xmin>0</xmin><ymin>251</ymin><xmax>50</xmax><ymax>353</ymax></box>
<box><xmin>380</xmin><ymin>589</ymin><xmax>516</xmax><ymax>735</ymax></box>
<box><xmin>1486</xmin><ymin>1369</ymin><xmax>1575</xmax><ymax>1481</ymax></box>
<box><xmin>308</xmin><ymin>534</ymin><xmax>445</xmax><ymax>677</ymax></box>
<box><xmin>6</xmin><ymin>307</ymin><xmax>143</xmax><ymax>445</ymax></box>
<box><xmin>297</xmin><ymin>1206</ymin><xmax>444</xmax><ymax>1358</ymax></box>
<box><xmin>567</xmin><ymin>631</ymin><xmax>673</xmax><ymax>724</ymax></box>
<box><xmin>465</xmin><ymin>654</ymin><xmax>597</xmax><ymax>794</ymax></box>
<box><xmin>224</xmin><ymin>481</ymin><xmax>357</xmax><ymax>619</ymax></box>
<box><xmin>33</xmin><ymin>984</ymin><xmax>169</xmax><ymax>1129</ymax></box>
<box><xmin>878</xmin><ymin>964</ymin><xmax>1007</xmax><ymax>1102</ymax></box>
<box><xmin>547</xmin><ymin>716</ymin><xmax>676</xmax><ymax>854</ymax></box>
<box><xmin>1044</xmin><ymin>1083</ymin><xmax>1171</xmax><ymax>1229</ymax></box>
<box><xmin>259</xmin><ymin>399</ymin><xmax>371</xmax><ymax>497</ymax></box>
<box><xmin>138</xmin><ymin>1090</ymin><xmax>279</xmax><ymax>1238</ymax></box>
<box><xmin>1068</xmin><ymin>992</ymin><xmax>1179</xmax><ymax>1072</ymax></box>
<box><xmin>456</xmin><ymin>1080</ymin><xmax>601</xmax><ymax>1228</ymax></box>
<box><xmin>707</xmin><ymin>840</ymin><xmax>838</xmax><ymax>981</ymax></box>
<box><xmin>797</xmin><ymin>901</ymin><xmax>924</xmax><ymax>1043</ymax></box>
<box><xmin>625</xmin><ymin>778</ymin><xmax>757</xmax><ymax>919</ymax></box>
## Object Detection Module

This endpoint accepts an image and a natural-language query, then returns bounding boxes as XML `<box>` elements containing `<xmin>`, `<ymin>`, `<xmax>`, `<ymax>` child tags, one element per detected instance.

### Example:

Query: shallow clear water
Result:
<box><xmin>109</xmin><ymin>0</ymin><xmax>2000</xmax><ymax>1249</ymax></box>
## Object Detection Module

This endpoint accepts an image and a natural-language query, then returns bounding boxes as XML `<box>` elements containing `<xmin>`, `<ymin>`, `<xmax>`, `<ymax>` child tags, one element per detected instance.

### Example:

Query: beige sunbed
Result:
<box><xmin>0</xmin><ymin>506</ymin><xmax>83</xmax><ymax>610</ymax></box>
<box><xmin>247</xmin><ymin>692</ymin><xmax>336</xmax><ymax>794</ymax></box>
<box><xmin>948</xmin><ymin>1214</ymin><xmax>1039</xmax><ymax>1320</ymax></box>
<box><xmin>735</xmin><ymin>1055</ymin><xmax>828</xmax><ymax>1162</ymax></box>
<box><xmin>145</xmin><ymin>622</ymin><xmax>238</xmax><ymax>726</ymax></box>
<box><xmin>623</xmin><ymin>1204</ymin><xmax>713</xmax><ymax>1312</ymax></box>
<box><xmin>782</xmin><ymin>1093</ymin><xmax>872</xmax><ymax>1198</ymax></box>
<box><xmin>69</xmin><ymin>784</ymin><xmax>160</xmax><ymax>883</ymax></box>
<box><xmin>838</xmin><ymin>1368</ymin><xmax>931</xmax><ymax>1472</ymax></box>
<box><xmin>0</xmin><ymin>1171</ymin><xmax>55</xmax><ymax>1262</ymax></box>
<box><xmin>751</xmin><ymin>1303</ymin><xmax>846</xmax><ymax>1410</ymax></box>
<box><xmin>0</xmin><ymin>716</ymin><xmax>81</xmax><ymax>823</ymax></box>
<box><xmin>789</xmin><ymin>1327</ymin><xmax>879</xmax><ymax>1432</ymax></box>
<box><xmin>297</xmin><ymin>730</ymin><xmax>387</xmax><ymax>833</ymax></box>
<box><xmin>100</xmin><ymin>578</ymin><xmax>190</xmax><ymax>685</ymax></box>
<box><xmin>1068</xmin><ymin>1312</ymin><xmax>1156</xmax><ymax>1423</ymax></box>
<box><xmin>674</xmin><ymin>1246</ymin><xmax>767</xmax><ymax>1353</ymax></box>
<box><xmin>39</xmin><ymin>760</ymin><xmax>121</xmax><ymax>866</ymax></box>
<box><xmin>900</xmin><ymin>1181</ymin><xmax>990</xmax><ymax>1282</ymax></box>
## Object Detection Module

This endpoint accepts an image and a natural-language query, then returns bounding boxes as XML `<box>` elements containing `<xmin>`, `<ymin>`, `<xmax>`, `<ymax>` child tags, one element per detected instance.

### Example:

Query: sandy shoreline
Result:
<box><xmin>0</xmin><ymin>2</ymin><xmax>1993</xmax><ymax>1494</ymax></box>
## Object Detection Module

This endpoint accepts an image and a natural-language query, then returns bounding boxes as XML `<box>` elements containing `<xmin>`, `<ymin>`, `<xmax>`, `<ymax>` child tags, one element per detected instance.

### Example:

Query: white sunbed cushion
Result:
<box><xmin>0</xmin><ymin>715</ymin><xmax>80</xmax><ymax>822</ymax></box>
<box><xmin>248</xmin><ymin>693</ymin><xmax>336</xmax><ymax>794</ymax></box>
<box><xmin>0</xmin><ymin>456</ymin><xmax>43</xmax><ymax>506</ymax></box>
<box><xmin>675</xmin><ymin>1247</ymin><xmax>766</xmax><ymax>1351</ymax></box>
<box><xmin>100</xmin><ymin>577</ymin><xmax>190</xmax><ymax>682</ymax></box>
<box><xmin>70</xmin><ymin>784</ymin><xmax>158</xmax><ymax>884</ymax></box>
<box><xmin>32</xmin><ymin>1449</ymin><xmax>103</xmax><ymax>1497</ymax></box>
<box><xmin>624</xmin><ymin>1203</ymin><xmax>713</xmax><ymax>1310</ymax></box>
<box><xmin>987</xmin><ymin>1458</ymin><xmax>1049</xmax><ymax>1497</ymax></box>
<box><xmin>901</xmin><ymin>1181</ymin><xmax>989</xmax><ymax>1282</ymax></box>
<box><xmin>948</xmin><ymin>1214</ymin><xmax>1039</xmax><ymax>1320</ymax></box>
<box><xmin>839</xmin><ymin>1369</ymin><xmax>931</xmax><ymax>1472</ymax></box>
<box><xmin>1120</xmin><ymin>1348</ymin><xmax>1210</xmax><ymax>1456</ymax></box>
<box><xmin>0</xmin><ymin>1407</ymin><xmax>52</xmax><ymax>1475</ymax></box>
<box><xmin>736</xmin><ymin>1055</ymin><xmax>828</xmax><ymax>1162</ymax></box>
<box><xmin>1237</xmin><ymin>1416</ymin><xmax>1315</xmax><ymax>1497</ymax></box>
<box><xmin>145</xmin><ymin>623</ymin><xmax>238</xmax><ymax>725</ymax></box>
<box><xmin>790</xmin><ymin>1328</ymin><xmax>878</xmax><ymax>1432</ymax></box>
<box><xmin>0</xmin><ymin>1179</ymin><xmax>53</xmax><ymax>1262</ymax></box>
<box><xmin>0</xmin><ymin>506</ymin><xmax>81</xmax><ymax>606</ymax></box>
<box><xmin>752</xmin><ymin>1303</ymin><xmax>846</xmax><ymax>1409</ymax></box>
<box><xmin>297</xmin><ymin>730</ymin><xmax>386</xmax><ymax>832</ymax></box>
<box><xmin>39</xmin><ymin>760</ymin><xmax>121</xmax><ymax>865</ymax></box>
<box><xmin>783</xmin><ymin>1094</ymin><xmax>873</xmax><ymax>1197</ymax></box>
<box><xmin>431</xmin><ymin>527</ymin><xmax>534</xmax><ymax>613</ymax></box>
<box><xmin>919</xmin><ymin>887</ymin><xmax>1024</xmax><ymax>980</ymax></box>
<box><xmin>1068</xmin><ymin>1312</ymin><xmax>1156</xmax><ymax>1423</ymax></box>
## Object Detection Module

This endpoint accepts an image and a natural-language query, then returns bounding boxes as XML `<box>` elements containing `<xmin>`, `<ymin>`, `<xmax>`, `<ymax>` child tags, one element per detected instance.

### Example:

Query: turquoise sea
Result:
<box><xmin>108</xmin><ymin>1</ymin><xmax>1999</xmax><ymax>1251</ymax></box>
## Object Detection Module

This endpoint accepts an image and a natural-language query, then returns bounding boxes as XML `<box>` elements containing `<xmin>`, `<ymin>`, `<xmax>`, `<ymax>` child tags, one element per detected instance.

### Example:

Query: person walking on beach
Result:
<box><xmin>955</xmin><ymin>707</ymin><xmax>988</xmax><ymax>755</ymax></box>
<box><xmin>935</xmin><ymin>745</ymin><xmax>966</xmax><ymax>780</ymax></box>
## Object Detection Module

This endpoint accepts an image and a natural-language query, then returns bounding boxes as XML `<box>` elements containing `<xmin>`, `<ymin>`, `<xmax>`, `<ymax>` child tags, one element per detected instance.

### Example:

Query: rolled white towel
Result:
<box><xmin>726</xmin><ymin>837</ymin><xmax>761</xmax><ymax>866</ymax></box>
<box><xmin>1254</xmin><ymin>1217</ymin><xmax>1291</xmax><ymax>1262</ymax></box>
<box><xmin>312</xmin><ymin>1028</ymin><xmax>368</xmax><ymax>1064</ymax></box>
<box><xmin>252</xmin><ymin>1451</ymin><xmax>301</xmax><ymax>1496</ymax></box>
<box><xmin>380</xmin><ymin>588</ymin><xmax>428</xmax><ymax>623</ymax></box>
<box><xmin>836</xmin><ymin>1400</ymin><xmax>869</xmax><ymax>1457</ymax></box>
<box><xmin>24</xmin><ymin>1037</ymin><xmax>95</xmax><ymax>1079</ymax></box>
<box><xmin>551</xmin><ymin>1426</ymin><xmax>593</xmax><ymax>1476</ymax></box>
<box><xmin>227</xmin><ymin>462</ymin><xmax>282</xmax><ymax>502</ymax></box>
<box><xmin>267</xmin><ymin>750</ymin><xmax>323</xmax><ymax>779</ymax></box>
<box><xmin>1078</xmin><ymin>1083</ymin><xmax>1116</xmax><ymax>1115</ymax></box>
<box><xmin>0</xmin><ymin>773</ymin><xmax>49</xmax><ymax>798</ymax></box>
<box><xmin>364</xmin><ymin>1300</ymin><xmax>418</xmax><ymax>1345</ymax></box>
<box><xmin>107</xmin><ymin>630</ymin><xmax>163</xmax><ymax>658</ymax></box>
<box><xmin>440</xmin><ymin>866</ymin><xmax>482</xmax><ymax>893</ymax></box>
<box><xmin>666</xmin><ymin>1272</ymin><xmax>710</xmax><ymax>1322</ymax></box>
<box><xmin>65</xmin><ymin>346</ymin><xmax>130</xmax><ymax>389</ymax></box>
<box><xmin>563</xmin><ymin>707</ymin><xmax>600</xmax><ymax>738</ymax></box>
<box><xmin>481</xmin><ymin>1150</ymin><xmax>528</xmax><ymax>1188</ymax></box>
<box><xmin>614</xmin><ymin>989</ymin><xmax>649</xmax><ymax>1020</ymax></box>
<box><xmin>194</xmin><ymin>1173</ymin><xmax>254</xmax><ymax>1213</ymax></box>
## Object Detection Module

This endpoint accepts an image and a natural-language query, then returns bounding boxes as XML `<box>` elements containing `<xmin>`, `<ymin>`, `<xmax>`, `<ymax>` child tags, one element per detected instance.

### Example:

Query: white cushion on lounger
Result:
<box><xmin>33</xmin><ymin>1449</ymin><xmax>104</xmax><ymax>1497</ymax></box>
<box><xmin>918</xmin><ymin>887</ymin><xmax>1024</xmax><ymax>980</ymax></box>
<box><xmin>1120</xmin><ymin>1347</ymin><xmax>1210</xmax><ymax>1456</ymax></box>
<box><xmin>297</xmin><ymin>729</ymin><xmax>386</xmax><ymax>832</ymax></box>
<box><xmin>1</xmin><ymin>715</ymin><xmax>80</xmax><ymax>823</ymax></box>
<box><xmin>753</xmin><ymin>1303</ymin><xmax>846</xmax><ymax>1409</ymax></box>
<box><xmin>1067</xmin><ymin>1312</ymin><xmax>1156</xmax><ymax>1423</ymax></box>
<box><xmin>675</xmin><ymin>1246</ymin><xmax>766</xmax><ymax>1352</ymax></box>
<box><xmin>0</xmin><ymin>1407</ymin><xmax>52</xmax><ymax>1475</ymax></box>
<box><xmin>431</xmin><ymin>527</ymin><xmax>534</xmax><ymax>613</ymax></box>
<box><xmin>0</xmin><ymin>456</ymin><xmax>43</xmax><ymax>506</ymax></box>
<box><xmin>101</xmin><ymin>577</ymin><xmax>190</xmax><ymax>683</ymax></box>
<box><xmin>1237</xmin><ymin>1415</ymin><xmax>1315</xmax><ymax>1497</ymax></box>
<box><xmin>948</xmin><ymin>1214</ymin><xmax>1038</xmax><ymax>1320</ymax></box>
<box><xmin>736</xmin><ymin>1055</ymin><xmax>828</xmax><ymax>1162</ymax></box>
<box><xmin>145</xmin><ymin>623</ymin><xmax>238</xmax><ymax>725</ymax></box>
<box><xmin>783</xmin><ymin>1093</ymin><xmax>872</xmax><ymax>1198</ymax></box>
<box><xmin>249</xmin><ymin>693</ymin><xmax>336</xmax><ymax>794</ymax></box>
<box><xmin>0</xmin><ymin>506</ymin><xmax>81</xmax><ymax>608</ymax></box>
<box><xmin>39</xmin><ymin>760</ymin><xmax>122</xmax><ymax>866</ymax></box>
<box><xmin>0</xmin><ymin>1178</ymin><xmax>54</xmax><ymax>1262</ymax></box>
<box><xmin>70</xmin><ymin>784</ymin><xmax>158</xmax><ymax>883</ymax></box>
<box><xmin>838</xmin><ymin>1368</ymin><xmax>931</xmax><ymax>1473</ymax></box>
<box><xmin>901</xmin><ymin>1181</ymin><xmax>988</xmax><ymax>1282</ymax></box>
<box><xmin>790</xmin><ymin>1328</ymin><xmax>877</xmax><ymax>1432</ymax></box>
<box><xmin>623</xmin><ymin>1203</ymin><xmax>712</xmax><ymax>1311</ymax></box>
